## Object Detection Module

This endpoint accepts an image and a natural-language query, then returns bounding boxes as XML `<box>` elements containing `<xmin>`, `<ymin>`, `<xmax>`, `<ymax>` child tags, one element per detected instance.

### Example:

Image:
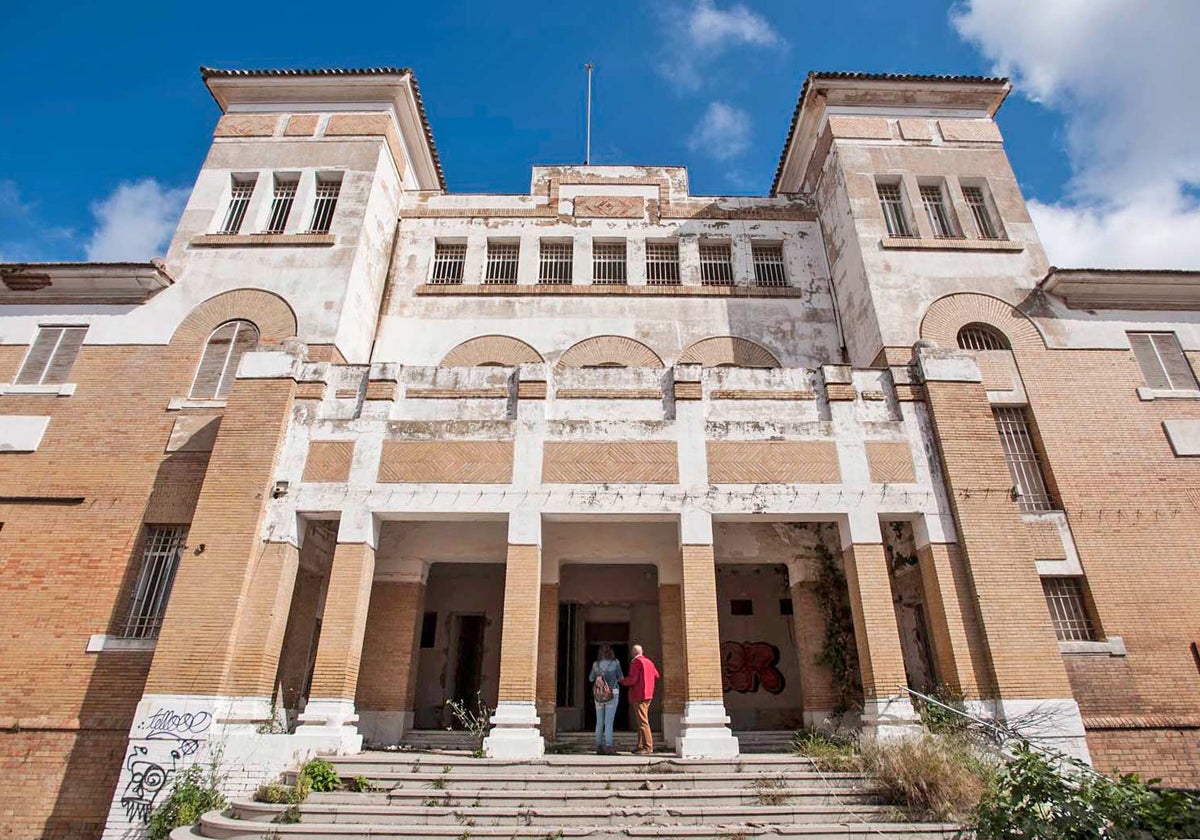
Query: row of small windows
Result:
<box><xmin>429</xmin><ymin>239</ymin><xmax>789</xmax><ymax>287</ymax></box>
<box><xmin>218</xmin><ymin>171</ymin><xmax>342</xmax><ymax>236</ymax></box>
<box><xmin>877</xmin><ymin>178</ymin><xmax>1004</xmax><ymax>241</ymax></box>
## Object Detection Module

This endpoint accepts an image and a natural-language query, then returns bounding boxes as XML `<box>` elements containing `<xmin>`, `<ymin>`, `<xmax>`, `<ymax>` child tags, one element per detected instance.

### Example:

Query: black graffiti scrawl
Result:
<box><xmin>120</xmin><ymin>706</ymin><xmax>212</xmax><ymax>823</ymax></box>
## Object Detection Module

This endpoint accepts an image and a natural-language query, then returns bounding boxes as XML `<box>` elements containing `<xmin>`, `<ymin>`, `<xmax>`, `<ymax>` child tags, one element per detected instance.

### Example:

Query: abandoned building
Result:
<box><xmin>1</xmin><ymin>66</ymin><xmax>1199</xmax><ymax>839</ymax></box>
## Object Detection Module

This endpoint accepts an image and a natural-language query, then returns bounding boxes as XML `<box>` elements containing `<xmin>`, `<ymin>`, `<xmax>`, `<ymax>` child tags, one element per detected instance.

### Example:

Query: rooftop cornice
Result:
<box><xmin>1039</xmin><ymin>267</ymin><xmax>1200</xmax><ymax>311</ymax></box>
<box><xmin>0</xmin><ymin>261</ymin><xmax>173</xmax><ymax>304</ymax></box>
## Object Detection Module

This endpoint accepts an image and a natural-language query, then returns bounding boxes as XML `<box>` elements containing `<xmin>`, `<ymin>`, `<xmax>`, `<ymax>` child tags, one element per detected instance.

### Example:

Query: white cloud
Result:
<box><xmin>658</xmin><ymin>1</ymin><xmax>783</xmax><ymax>90</ymax></box>
<box><xmin>952</xmin><ymin>0</ymin><xmax>1200</xmax><ymax>268</ymax></box>
<box><xmin>85</xmin><ymin>179</ymin><xmax>188</xmax><ymax>262</ymax></box>
<box><xmin>689</xmin><ymin>101</ymin><xmax>752</xmax><ymax>161</ymax></box>
<box><xmin>0</xmin><ymin>179</ymin><xmax>29</xmax><ymax>217</ymax></box>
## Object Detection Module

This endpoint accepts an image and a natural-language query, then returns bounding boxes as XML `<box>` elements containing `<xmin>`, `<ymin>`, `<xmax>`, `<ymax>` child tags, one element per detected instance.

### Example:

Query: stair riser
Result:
<box><xmin>341</xmin><ymin>791</ymin><xmax>882</xmax><ymax>808</ymax></box>
<box><xmin>326</xmin><ymin>760</ymin><xmax>819</xmax><ymax>776</ymax></box>
<box><xmin>189</xmin><ymin>825</ymin><xmax>958</xmax><ymax>840</ymax></box>
<box><xmin>320</xmin><ymin>774</ymin><xmax>869</xmax><ymax>791</ymax></box>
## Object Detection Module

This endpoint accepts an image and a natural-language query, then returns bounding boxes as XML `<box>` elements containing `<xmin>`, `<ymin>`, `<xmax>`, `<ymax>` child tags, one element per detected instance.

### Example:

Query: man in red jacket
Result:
<box><xmin>619</xmin><ymin>644</ymin><xmax>660</xmax><ymax>754</ymax></box>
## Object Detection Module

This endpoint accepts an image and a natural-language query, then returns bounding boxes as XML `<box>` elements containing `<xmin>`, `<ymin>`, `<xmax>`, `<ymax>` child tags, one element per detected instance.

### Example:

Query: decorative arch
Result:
<box><xmin>920</xmin><ymin>293</ymin><xmax>1045</xmax><ymax>352</ymax></box>
<box><xmin>171</xmin><ymin>289</ymin><xmax>298</xmax><ymax>347</ymax></box>
<box><xmin>440</xmin><ymin>335</ymin><xmax>544</xmax><ymax>367</ymax></box>
<box><xmin>556</xmin><ymin>335</ymin><xmax>664</xmax><ymax>369</ymax></box>
<box><xmin>679</xmin><ymin>336</ymin><xmax>781</xmax><ymax>368</ymax></box>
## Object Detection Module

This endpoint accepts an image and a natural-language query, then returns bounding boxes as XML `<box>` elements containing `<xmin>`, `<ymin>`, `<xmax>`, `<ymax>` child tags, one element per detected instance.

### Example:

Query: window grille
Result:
<box><xmin>699</xmin><ymin>243</ymin><xmax>734</xmax><ymax>285</ymax></box>
<box><xmin>219</xmin><ymin>177</ymin><xmax>255</xmax><ymax>234</ymax></box>
<box><xmin>306</xmin><ymin>176</ymin><xmax>341</xmax><ymax>234</ymax></box>
<box><xmin>538</xmin><ymin>241</ymin><xmax>573</xmax><ymax>284</ymax></box>
<box><xmin>123</xmin><ymin>525</ymin><xmax>188</xmax><ymax>639</ymax></box>
<box><xmin>1042</xmin><ymin>577</ymin><xmax>1097</xmax><ymax>642</ymax></box>
<box><xmin>877</xmin><ymin>182</ymin><xmax>914</xmax><ymax>237</ymax></box>
<box><xmin>994</xmin><ymin>407</ymin><xmax>1055</xmax><ymax>512</ymax></box>
<box><xmin>485</xmin><ymin>241</ymin><xmax>519</xmax><ymax>284</ymax></box>
<box><xmin>592</xmin><ymin>240</ymin><xmax>627</xmax><ymax>284</ymax></box>
<box><xmin>962</xmin><ymin>185</ymin><xmax>1002</xmax><ymax>240</ymax></box>
<box><xmin>430</xmin><ymin>242</ymin><xmax>467</xmax><ymax>284</ymax></box>
<box><xmin>16</xmin><ymin>326</ymin><xmax>87</xmax><ymax>385</ymax></box>
<box><xmin>920</xmin><ymin>184</ymin><xmax>956</xmax><ymax>238</ymax></box>
<box><xmin>957</xmin><ymin>324</ymin><xmax>1010</xmax><ymax>351</ymax></box>
<box><xmin>190</xmin><ymin>320</ymin><xmax>260</xmax><ymax>400</ymax></box>
<box><xmin>645</xmin><ymin>241</ymin><xmax>680</xmax><ymax>285</ymax></box>
<box><xmin>1128</xmin><ymin>332</ymin><xmax>1199</xmax><ymax>391</ymax></box>
<box><xmin>264</xmin><ymin>176</ymin><xmax>298</xmax><ymax>234</ymax></box>
<box><xmin>752</xmin><ymin>243</ymin><xmax>787</xmax><ymax>287</ymax></box>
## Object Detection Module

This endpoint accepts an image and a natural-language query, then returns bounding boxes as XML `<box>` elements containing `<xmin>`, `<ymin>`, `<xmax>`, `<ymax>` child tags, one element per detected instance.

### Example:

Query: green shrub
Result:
<box><xmin>790</xmin><ymin>727</ymin><xmax>861</xmax><ymax>772</ymax></box>
<box><xmin>349</xmin><ymin>775</ymin><xmax>374</xmax><ymax>793</ymax></box>
<box><xmin>860</xmin><ymin>733</ymin><xmax>995</xmax><ymax>821</ymax></box>
<box><xmin>912</xmin><ymin>683</ymin><xmax>970</xmax><ymax>736</ymax></box>
<box><xmin>255</xmin><ymin>776</ymin><xmax>310</xmax><ymax>805</ymax></box>
<box><xmin>299</xmin><ymin>758</ymin><xmax>340</xmax><ymax>792</ymax></box>
<box><xmin>147</xmin><ymin>764</ymin><xmax>227</xmax><ymax>840</ymax></box>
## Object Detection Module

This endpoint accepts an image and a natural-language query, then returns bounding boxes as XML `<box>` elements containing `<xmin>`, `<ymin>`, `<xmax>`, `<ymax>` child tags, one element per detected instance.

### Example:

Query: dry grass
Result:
<box><xmin>859</xmin><ymin>733</ymin><xmax>996</xmax><ymax>822</ymax></box>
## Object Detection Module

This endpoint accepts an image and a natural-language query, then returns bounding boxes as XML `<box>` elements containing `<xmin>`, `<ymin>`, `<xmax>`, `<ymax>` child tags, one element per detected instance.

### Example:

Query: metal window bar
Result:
<box><xmin>15</xmin><ymin>326</ymin><xmax>87</xmax><ymax>385</ymax></box>
<box><xmin>538</xmin><ymin>241</ymin><xmax>573</xmax><ymax>284</ymax></box>
<box><xmin>994</xmin><ymin>407</ymin><xmax>1055</xmax><ymax>512</ymax></box>
<box><xmin>920</xmin><ymin>184</ymin><xmax>956</xmax><ymax>238</ymax></box>
<box><xmin>957</xmin><ymin>324</ymin><xmax>1009</xmax><ymax>351</ymax></box>
<box><xmin>219</xmin><ymin>178</ymin><xmax>255</xmax><ymax>234</ymax></box>
<box><xmin>592</xmin><ymin>241</ymin><xmax>627</xmax><ymax>284</ymax></box>
<box><xmin>485</xmin><ymin>242</ymin><xmax>520</xmax><ymax>284</ymax></box>
<box><xmin>306</xmin><ymin>177</ymin><xmax>341</xmax><ymax>234</ymax></box>
<box><xmin>699</xmin><ymin>244</ymin><xmax>734</xmax><ymax>286</ymax></box>
<box><xmin>1042</xmin><ymin>577</ymin><xmax>1097</xmax><ymax>642</ymax></box>
<box><xmin>645</xmin><ymin>242</ymin><xmax>680</xmax><ymax>285</ymax></box>
<box><xmin>877</xmin><ymin>182</ymin><xmax>914</xmax><ymax>237</ymax></box>
<box><xmin>752</xmin><ymin>244</ymin><xmax>787</xmax><ymax>287</ymax></box>
<box><xmin>430</xmin><ymin>243</ymin><xmax>467</xmax><ymax>284</ymax></box>
<box><xmin>123</xmin><ymin>526</ymin><xmax>188</xmax><ymax>639</ymax></box>
<box><xmin>264</xmin><ymin>178</ymin><xmax>298</xmax><ymax>234</ymax></box>
<box><xmin>962</xmin><ymin>186</ymin><xmax>1002</xmax><ymax>240</ymax></box>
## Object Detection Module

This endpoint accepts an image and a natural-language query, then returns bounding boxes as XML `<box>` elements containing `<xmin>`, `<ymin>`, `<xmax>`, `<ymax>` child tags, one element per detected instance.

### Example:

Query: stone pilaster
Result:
<box><xmin>355</xmin><ymin>566</ymin><xmax>427</xmax><ymax>746</ymax></box>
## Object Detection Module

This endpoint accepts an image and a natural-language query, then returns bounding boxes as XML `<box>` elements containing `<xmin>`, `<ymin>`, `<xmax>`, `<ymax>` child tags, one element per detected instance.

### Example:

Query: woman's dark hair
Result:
<box><xmin>598</xmin><ymin>643</ymin><xmax>615</xmax><ymax>661</ymax></box>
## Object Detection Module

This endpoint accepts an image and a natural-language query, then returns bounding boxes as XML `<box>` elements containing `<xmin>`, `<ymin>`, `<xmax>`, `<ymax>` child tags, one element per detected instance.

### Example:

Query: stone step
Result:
<box><xmin>307</xmin><ymin>785</ymin><xmax>883</xmax><ymax>808</ymax></box>
<box><xmin>337</xmin><ymin>770</ymin><xmax>872</xmax><ymax>791</ymax></box>
<box><xmin>328</xmin><ymin>751</ymin><xmax>819</xmax><ymax>776</ymax></box>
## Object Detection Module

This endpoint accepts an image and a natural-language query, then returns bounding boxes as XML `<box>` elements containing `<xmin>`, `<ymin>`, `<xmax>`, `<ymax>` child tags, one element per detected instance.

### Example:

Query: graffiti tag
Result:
<box><xmin>721</xmin><ymin>641</ymin><xmax>786</xmax><ymax>694</ymax></box>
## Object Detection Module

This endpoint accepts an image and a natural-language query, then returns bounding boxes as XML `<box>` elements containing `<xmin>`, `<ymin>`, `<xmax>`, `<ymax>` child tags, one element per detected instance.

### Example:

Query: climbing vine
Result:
<box><xmin>811</xmin><ymin>540</ymin><xmax>861</xmax><ymax>716</ymax></box>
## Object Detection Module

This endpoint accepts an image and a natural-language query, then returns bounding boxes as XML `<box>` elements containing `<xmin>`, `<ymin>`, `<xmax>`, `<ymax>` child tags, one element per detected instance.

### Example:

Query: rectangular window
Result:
<box><xmin>420</xmin><ymin>612</ymin><xmax>438</xmax><ymax>648</ymax></box>
<box><xmin>962</xmin><ymin>185</ymin><xmax>1003</xmax><ymax>240</ymax></box>
<box><xmin>264</xmin><ymin>176</ymin><xmax>298</xmax><ymax>234</ymax></box>
<box><xmin>15</xmin><ymin>326</ymin><xmax>87</xmax><ymax>386</ymax></box>
<box><xmin>1042</xmin><ymin>577</ymin><xmax>1097</xmax><ymax>642</ymax></box>
<box><xmin>730</xmin><ymin>599</ymin><xmax>754</xmax><ymax>616</ymax></box>
<box><xmin>306</xmin><ymin>175</ymin><xmax>341</xmax><ymax>234</ymax></box>
<box><xmin>123</xmin><ymin>525</ymin><xmax>188</xmax><ymax>639</ymax></box>
<box><xmin>877</xmin><ymin>181</ymin><xmax>915</xmax><ymax>238</ymax></box>
<box><xmin>779</xmin><ymin>598</ymin><xmax>794</xmax><ymax>616</ymax></box>
<box><xmin>219</xmin><ymin>176</ymin><xmax>255</xmax><ymax>234</ymax></box>
<box><xmin>484</xmin><ymin>241</ymin><xmax>519</xmax><ymax>284</ymax></box>
<box><xmin>752</xmin><ymin>243</ymin><xmax>787</xmax><ymax>287</ymax></box>
<box><xmin>538</xmin><ymin>240</ymin><xmax>573</xmax><ymax>284</ymax></box>
<box><xmin>592</xmin><ymin>240</ymin><xmax>627</xmax><ymax>284</ymax></box>
<box><xmin>1128</xmin><ymin>332</ymin><xmax>1199</xmax><ymax>391</ymax></box>
<box><xmin>920</xmin><ymin>183</ymin><xmax>957</xmax><ymax>238</ymax></box>
<box><xmin>699</xmin><ymin>242</ymin><xmax>734</xmax><ymax>286</ymax></box>
<box><xmin>645</xmin><ymin>241</ymin><xmax>680</xmax><ymax>285</ymax></box>
<box><xmin>994</xmin><ymin>406</ymin><xmax>1055</xmax><ymax>512</ymax></box>
<box><xmin>430</xmin><ymin>242</ymin><xmax>467</xmax><ymax>284</ymax></box>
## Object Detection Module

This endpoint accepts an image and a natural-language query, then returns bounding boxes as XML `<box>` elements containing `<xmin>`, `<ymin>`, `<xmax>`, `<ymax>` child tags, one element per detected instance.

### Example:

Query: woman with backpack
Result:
<box><xmin>588</xmin><ymin>643</ymin><xmax>624</xmax><ymax>755</ymax></box>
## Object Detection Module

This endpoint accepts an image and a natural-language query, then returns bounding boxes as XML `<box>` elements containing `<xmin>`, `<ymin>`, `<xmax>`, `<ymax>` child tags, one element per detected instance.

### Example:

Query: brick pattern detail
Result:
<box><xmin>894</xmin><ymin>383</ymin><xmax>926</xmax><ymax>402</ymax></box>
<box><xmin>378</xmin><ymin>441</ymin><xmax>514</xmax><ymax>484</ymax></box>
<box><xmin>917</xmin><ymin>543</ymin><xmax>989</xmax><ymax>696</ymax></box>
<box><xmin>679</xmin><ymin>545</ymin><xmax>725</xmax><ymax>701</ymax></box>
<box><xmin>497</xmin><ymin>544</ymin><xmax>541</xmax><ymax>702</ymax></box>
<box><xmin>707</xmin><ymin>441</ymin><xmax>840</xmax><ymax>484</ymax></box>
<box><xmin>1086</xmin><ymin>728</ymin><xmax>1200</xmax><ymax>789</ymax></box>
<box><xmin>441</xmin><ymin>335</ymin><xmax>544</xmax><ymax>366</ymax></box>
<box><xmin>842</xmin><ymin>544</ymin><xmax>909</xmax><ymax>700</ymax></box>
<box><xmin>678</xmin><ymin>336</ymin><xmax>781</xmax><ymax>368</ymax></box>
<box><xmin>171</xmin><ymin>288</ymin><xmax>298</xmax><ymax>347</ymax></box>
<box><xmin>976</xmin><ymin>350</ymin><xmax>1020</xmax><ymax>392</ymax></box>
<box><xmin>898</xmin><ymin>119</ymin><xmax>933</xmax><ymax>141</ymax></box>
<box><xmin>710</xmin><ymin>389</ymin><xmax>814</xmax><ymax>401</ymax></box>
<box><xmin>308</xmin><ymin>542</ymin><xmax>376</xmax><ymax>700</ymax></box>
<box><xmin>825</xmin><ymin>383</ymin><xmax>857</xmax><ymax>401</ymax></box>
<box><xmin>658</xmin><ymin>584</ymin><xmax>688</xmax><ymax>716</ymax></box>
<box><xmin>1027</xmin><ymin>519</ymin><xmax>1066</xmax><ymax>560</ymax></box>
<box><xmin>573</xmin><ymin>195</ymin><xmax>645</xmax><ymax>218</ymax></box>
<box><xmin>356</xmin><ymin>581</ymin><xmax>425</xmax><ymax>712</ymax></box>
<box><xmin>214</xmin><ymin>114</ymin><xmax>280</xmax><ymax>137</ymax></box>
<box><xmin>302</xmin><ymin>440</ymin><xmax>355</xmax><ymax>483</ymax></box>
<box><xmin>536</xmin><ymin>584</ymin><xmax>559</xmax><ymax>736</ymax></box>
<box><xmin>324</xmin><ymin>113</ymin><xmax>408</xmax><ymax>179</ymax></box>
<box><xmin>294</xmin><ymin>382</ymin><xmax>327</xmax><ymax>400</ymax></box>
<box><xmin>364</xmin><ymin>381</ymin><xmax>399</xmax><ymax>401</ymax></box>
<box><xmin>557</xmin><ymin>336</ymin><xmax>664</xmax><ymax>369</ymax></box>
<box><xmin>407</xmin><ymin>387</ymin><xmax>508</xmax><ymax>399</ymax></box>
<box><xmin>284</xmin><ymin>114</ymin><xmax>319</xmax><ymax>136</ymax></box>
<box><xmin>674</xmin><ymin>382</ymin><xmax>703</xmax><ymax>401</ymax></box>
<box><xmin>555</xmin><ymin>388</ymin><xmax>661</xmax><ymax>400</ymax></box>
<box><xmin>920</xmin><ymin>293</ymin><xmax>1043</xmax><ymax>352</ymax></box>
<box><xmin>938</xmin><ymin>119</ymin><xmax>1003</xmax><ymax>143</ymax></box>
<box><xmin>226</xmin><ymin>542</ymin><xmax>300</xmax><ymax>695</ymax></box>
<box><xmin>865</xmin><ymin>441</ymin><xmax>916</xmax><ymax>484</ymax></box>
<box><xmin>517</xmin><ymin>381</ymin><xmax>547</xmax><ymax>399</ymax></box>
<box><xmin>542</xmin><ymin>441</ymin><xmax>679</xmax><ymax>484</ymax></box>
<box><xmin>788</xmin><ymin>580</ymin><xmax>838</xmax><ymax>715</ymax></box>
<box><xmin>827</xmin><ymin>115</ymin><xmax>893</xmax><ymax>140</ymax></box>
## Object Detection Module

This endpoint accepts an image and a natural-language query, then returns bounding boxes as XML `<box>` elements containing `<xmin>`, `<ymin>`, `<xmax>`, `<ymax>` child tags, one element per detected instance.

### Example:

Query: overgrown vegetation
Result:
<box><xmin>790</xmin><ymin>727</ymin><xmax>861</xmax><ymax>772</ymax></box>
<box><xmin>912</xmin><ymin>683</ymin><xmax>970</xmax><ymax>736</ymax></box>
<box><xmin>147</xmin><ymin>764</ymin><xmax>227</xmax><ymax>840</ymax></box>
<box><xmin>860</xmin><ymin>733</ymin><xmax>995</xmax><ymax>821</ymax></box>
<box><xmin>445</xmin><ymin>694</ymin><xmax>493</xmax><ymax>757</ymax></box>
<box><xmin>299</xmin><ymin>758</ymin><xmax>341</xmax><ymax>792</ymax></box>
<box><xmin>348</xmin><ymin>775</ymin><xmax>374</xmax><ymax>793</ymax></box>
<box><xmin>255</xmin><ymin>777</ymin><xmax>311</xmax><ymax>806</ymax></box>
<box><xmin>810</xmin><ymin>541</ymin><xmax>861</xmax><ymax>716</ymax></box>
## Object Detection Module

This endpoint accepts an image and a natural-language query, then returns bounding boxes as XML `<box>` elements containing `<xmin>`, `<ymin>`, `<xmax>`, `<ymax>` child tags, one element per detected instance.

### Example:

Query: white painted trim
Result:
<box><xmin>0</xmin><ymin>382</ymin><xmax>76</xmax><ymax>396</ymax></box>
<box><xmin>1137</xmin><ymin>387</ymin><xmax>1200</xmax><ymax>401</ymax></box>
<box><xmin>167</xmin><ymin>397</ymin><xmax>227</xmax><ymax>411</ymax></box>
<box><xmin>1060</xmin><ymin>636</ymin><xmax>1126</xmax><ymax>657</ymax></box>
<box><xmin>86</xmin><ymin>634</ymin><xmax>156</xmax><ymax>653</ymax></box>
<box><xmin>676</xmin><ymin>700</ymin><xmax>739</xmax><ymax>758</ymax></box>
<box><xmin>483</xmin><ymin>701</ymin><xmax>544</xmax><ymax>759</ymax></box>
<box><xmin>0</xmin><ymin>415</ymin><xmax>50</xmax><ymax>452</ymax></box>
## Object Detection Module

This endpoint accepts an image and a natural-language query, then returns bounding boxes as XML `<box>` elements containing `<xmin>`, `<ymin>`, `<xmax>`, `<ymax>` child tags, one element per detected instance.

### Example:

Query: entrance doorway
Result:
<box><xmin>583</xmin><ymin>621</ymin><xmax>630</xmax><ymax>732</ymax></box>
<box><xmin>450</xmin><ymin>614</ymin><xmax>486</xmax><ymax>709</ymax></box>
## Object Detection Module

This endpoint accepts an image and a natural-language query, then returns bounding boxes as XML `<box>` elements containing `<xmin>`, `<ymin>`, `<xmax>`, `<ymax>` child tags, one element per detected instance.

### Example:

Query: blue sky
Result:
<box><xmin>1</xmin><ymin>0</ymin><xmax>1197</xmax><ymax>268</ymax></box>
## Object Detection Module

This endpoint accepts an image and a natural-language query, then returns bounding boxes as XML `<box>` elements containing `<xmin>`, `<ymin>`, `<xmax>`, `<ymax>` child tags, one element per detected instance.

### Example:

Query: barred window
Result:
<box><xmin>919</xmin><ymin>183</ymin><xmax>957</xmax><ymax>238</ymax></box>
<box><xmin>1128</xmin><ymin>332</ymin><xmax>1198</xmax><ymax>391</ymax></box>
<box><xmin>485</xmin><ymin>241</ymin><xmax>519</xmax><ymax>284</ymax></box>
<box><xmin>123</xmin><ymin>526</ymin><xmax>189</xmax><ymax>639</ymax></box>
<box><xmin>264</xmin><ymin>175</ymin><xmax>298</xmax><ymax>234</ymax></box>
<box><xmin>877</xmin><ymin>181</ymin><xmax>915</xmax><ymax>238</ymax></box>
<box><xmin>1042</xmin><ymin>577</ymin><xmax>1097</xmax><ymax>642</ymax></box>
<box><xmin>538</xmin><ymin>240</ymin><xmax>573</xmax><ymax>284</ymax></box>
<box><xmin>957</xmin><ymin>324</ymin><xmax>1010</xmax><ymax>351</ymax></box>
<box><xmin>219</xmin><ymin>176</ymin><xmax>255</xmax><ymax>234</ymax></box>
<box><xmin>16</xmin><ymin>326</ymin><xmax>87</xmax><ymax>386</ymax></box>
<box><xmin>592</xmin><ymin>240</ymin><xmax>627</xmax><ymax>284</ymax></box>
<box><xmin>430</xmin><ymin>242</ymin><xmax>467</xmax><ymax>284</ymax></box>
<box><xmin>645</xmin><ymin>241</ymin><xmax>680</xmax><ymax>286</ymax></box>
<box><xmin>306</xmin><ymin>175</ymin><xmax>341</xmax><ymax>234</ymax></box>
<box><xmin>994</xmin><ymin>407</ymin><xmax>1056</xmax><ymax>512</ymax></box>
<box><xmin>190</xmin><ymin>320</ymin><xmax>260</xmax><ymax>400</ymax></box>
<box><xmin>699</xmin><ymin>243</ymin><xmax>733</xmax><ymax>286</ymax></box>
<box><xmin>962</xmin><ymin>185</ymin><xmax>1003</xmax><ymax>240</ymax></box>
<box><xmin>752</xmin><ymin>243</ymin><xmax>787</xmax><ymax>287</ymax></box>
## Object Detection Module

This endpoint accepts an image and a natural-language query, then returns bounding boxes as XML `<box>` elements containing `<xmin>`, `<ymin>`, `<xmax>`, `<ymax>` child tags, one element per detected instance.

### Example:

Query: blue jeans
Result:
<box><xmin>594</xmin><ymin>695</ymin><xmax>619</xmax><ymax>748</ymax></box>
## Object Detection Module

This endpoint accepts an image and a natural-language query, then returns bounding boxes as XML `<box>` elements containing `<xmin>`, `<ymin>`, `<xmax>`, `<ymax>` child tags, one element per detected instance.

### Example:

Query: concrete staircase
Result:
<box><xmin>172</xmin><ymin>751</ymin><xmax>960</xmax><ymax>839</ymax></box>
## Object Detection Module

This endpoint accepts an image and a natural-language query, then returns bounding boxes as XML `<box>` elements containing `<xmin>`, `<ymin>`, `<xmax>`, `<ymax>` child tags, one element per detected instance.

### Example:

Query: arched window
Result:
<box><xmin>956</xmin><ymin>323</ymin><xmax>1010</xmax><ymax>351</ymax></box>
<box><xmin>190</xmin><ymin>320</ymin><xmax>260</xmax><ymax>399</ymax></box>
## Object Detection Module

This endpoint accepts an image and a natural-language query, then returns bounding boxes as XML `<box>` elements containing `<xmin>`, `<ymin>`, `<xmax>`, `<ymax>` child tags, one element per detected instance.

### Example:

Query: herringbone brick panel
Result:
<box><xmin>542</xmin><ymin>441</ymin><xmax>678</xmax><ymax>483</ymax></box>
<box><xmin>378</xmin><ymin>441</ymin><xmax>514</xmax><ymax>483</ymax></box>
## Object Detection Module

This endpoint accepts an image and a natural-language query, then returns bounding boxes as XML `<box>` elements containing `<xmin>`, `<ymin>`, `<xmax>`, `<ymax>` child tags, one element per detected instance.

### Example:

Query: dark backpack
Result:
<box><xmin>592</xmin><ymin>667</ymin><xmax>614</xmax><ymax>703</ymax></box>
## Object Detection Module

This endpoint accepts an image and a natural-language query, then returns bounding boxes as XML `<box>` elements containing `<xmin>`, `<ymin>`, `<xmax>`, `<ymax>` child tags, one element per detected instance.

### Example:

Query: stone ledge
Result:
<box><xmin>416</xmin><ymin>283</ymin><xmax>806</xmax><ymax>298</ymax></box>
<box><xmin>880</xmin><ymin>236</ymin><xmax>1023</xmax><ymax>253</ymax></box>
<box><xmin>0</xmin><ymin>382</ymin><xmax>76</xmax><ymax>397</ymax></box>
<box><xmin>190</xmin><ymin>233</ymin><xmax>336</xmax><ymax>248</ymax></box>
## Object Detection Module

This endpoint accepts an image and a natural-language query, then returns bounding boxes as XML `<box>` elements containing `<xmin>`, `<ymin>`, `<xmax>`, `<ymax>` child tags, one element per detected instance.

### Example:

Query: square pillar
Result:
<box><xmin>786</xmin><ymin>561</ymin><xmax>839</xmax><ymax>730</ymax></box>
<box><xmin>657</xmin><ymin>581</ymin><xmax>687</xmax><ymax>748</ymax></box>
<box><xmin>225</xmin><ymin>541</ymin><xmax>300</xmax><ymax>699</ymax></box>
<box><xmin>483</xmin><ymin>511</ymin><xmax>545</xmax><ymax>758</ymax></box>
<box><xmin>535</xmin><ymin>582</ymin><xmax>559</xmax><ymax>739</ymax></box>
<box><xmin>915</xmin><ymin>536</ymin><xmax>986</xmax><ymax>697</ymax></box>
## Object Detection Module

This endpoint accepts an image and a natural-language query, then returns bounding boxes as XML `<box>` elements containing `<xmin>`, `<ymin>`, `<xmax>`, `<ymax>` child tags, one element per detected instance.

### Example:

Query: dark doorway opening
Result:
<box><xmin>451</xmin><ymin>613</ymin><xmax>486</xmax><ymax>711</ymax></box>
<box><xmin>583</xmin><ymin>621</ymin><xmax>630</xmax><ymax>732</ymax></box>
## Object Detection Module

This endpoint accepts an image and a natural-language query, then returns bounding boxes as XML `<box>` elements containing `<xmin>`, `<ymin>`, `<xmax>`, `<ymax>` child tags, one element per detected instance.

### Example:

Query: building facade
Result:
<box><xmin>1</xmin><ymin>67</ymin><xmax>1199</xmax><ymax>839</ymax></box>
